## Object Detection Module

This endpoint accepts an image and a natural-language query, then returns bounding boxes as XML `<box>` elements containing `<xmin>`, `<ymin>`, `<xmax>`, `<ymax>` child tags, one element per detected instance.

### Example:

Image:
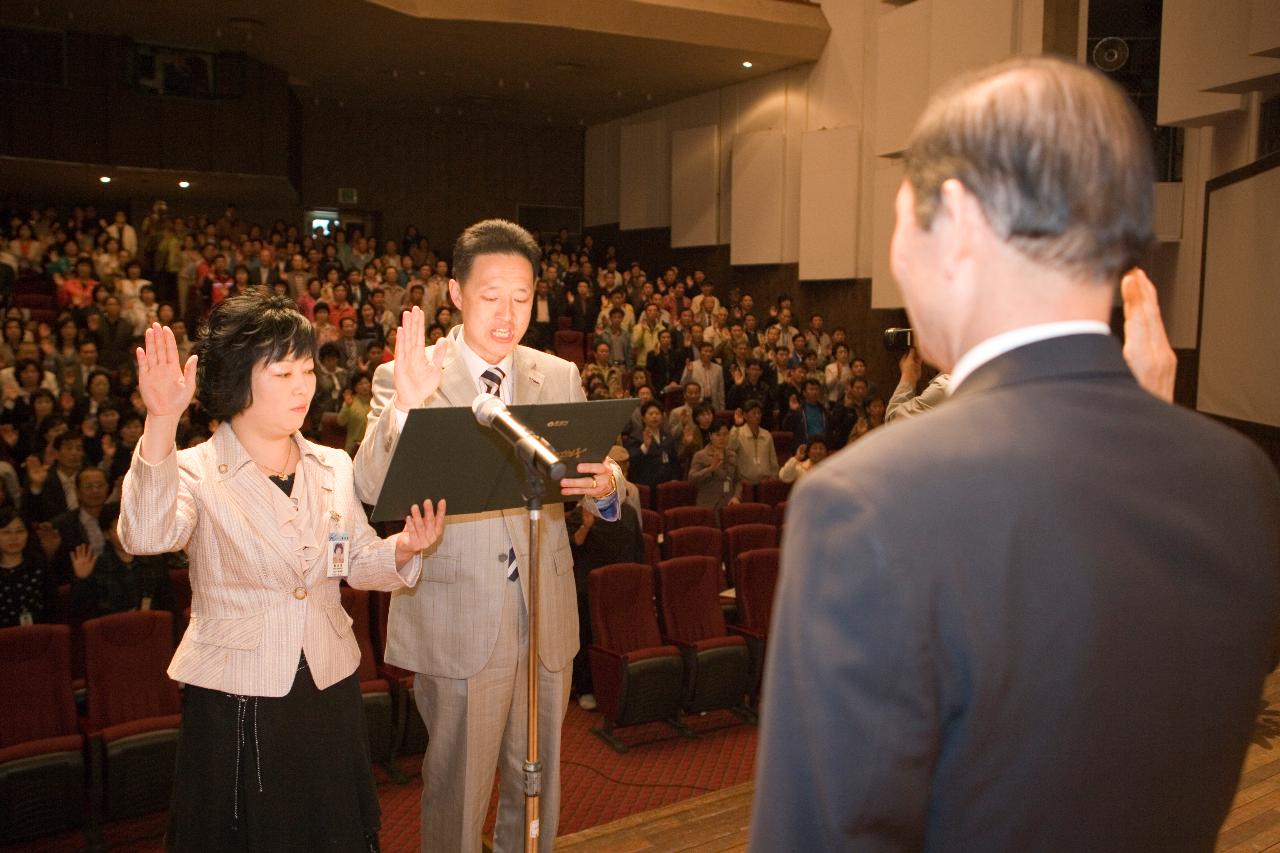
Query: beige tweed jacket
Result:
<box><xmin>353</xmin><ymin>324</ymin><xmax>625</xmax><ymax>679</ymax></box>
<box><xmin>119</xmin><ymin>423</ymin><xmax>421</xmax><ymax>697</ymax></box>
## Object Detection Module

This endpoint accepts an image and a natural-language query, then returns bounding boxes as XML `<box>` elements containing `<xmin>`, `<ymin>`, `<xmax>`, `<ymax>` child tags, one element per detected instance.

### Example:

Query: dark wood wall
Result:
<box><xmin>0</xmin><ymin>32</ymin><xmax>291</xmax><ymax>177</ymax></box>
<box><xmin>299</xmin><ymin>109</ymin><xmax>584</xmax><ymax>254</ymax></box>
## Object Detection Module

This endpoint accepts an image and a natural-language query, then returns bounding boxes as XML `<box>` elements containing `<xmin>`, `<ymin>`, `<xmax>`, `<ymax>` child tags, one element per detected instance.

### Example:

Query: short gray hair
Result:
<box><xmin>905</xmin><ymin>56</ymin><xmax>1153</xmax><ymax>283</ymax></box>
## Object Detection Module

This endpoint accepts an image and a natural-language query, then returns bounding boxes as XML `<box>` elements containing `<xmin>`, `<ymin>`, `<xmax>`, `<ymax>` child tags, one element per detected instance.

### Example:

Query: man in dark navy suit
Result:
<box><xmin>751</xmin><ymin>56</ymin><xmax>1280</xmax><ymax>853</ymax></box>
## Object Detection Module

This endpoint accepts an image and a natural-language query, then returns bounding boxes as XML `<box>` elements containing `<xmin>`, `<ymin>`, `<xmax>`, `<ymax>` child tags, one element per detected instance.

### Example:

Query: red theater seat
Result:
<box><xmin>340</xmin><ymin>587</ymin><xmax>395</xmax><ymax>767</ymax></box>
<box><xmin>587</xmin><ymin>563</ymin><xmax>688</xmax><ymax>753</ymax></box>
<box><xmin>82</xmin><ymin>611</ymin><xmax>181</xmax><ymax>821</ymax></box>
<box><xmin>653</xmin><ymin>556</ymin><xmax>755</xmax><ymax>722</ymax></box>
<box><xmin>0</xmin><ymin>625</ymin><xmax>86</xmax><ymax>842</ymax></box>
<box><xmin>725</xmin><ymin>524</ymin><xmax>779</xmax><ymax>586</ymax></box>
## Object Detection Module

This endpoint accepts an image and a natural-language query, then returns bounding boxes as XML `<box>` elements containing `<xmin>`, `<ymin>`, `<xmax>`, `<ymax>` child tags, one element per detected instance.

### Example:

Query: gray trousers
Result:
<box><xmin>413</xmin><ymin>577</ymin><xmax>572</xmax><ymax>853</ymax></box>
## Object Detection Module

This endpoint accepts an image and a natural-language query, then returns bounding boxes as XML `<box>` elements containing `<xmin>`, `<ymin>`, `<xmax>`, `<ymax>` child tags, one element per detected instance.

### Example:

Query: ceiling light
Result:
<box><xmin>178</xmin><ymin>181</ymin><xmax>190</xmax><ymax>189</ymax></box>
<box><xmin>99</xmin><ymin>176</ymin><xmax>111</xmax><ymax>183</ymax></box>
<box><xmin>742</xmin><ymin>60</ymin><xmax>753</xmax><ymax>68</ymax></box>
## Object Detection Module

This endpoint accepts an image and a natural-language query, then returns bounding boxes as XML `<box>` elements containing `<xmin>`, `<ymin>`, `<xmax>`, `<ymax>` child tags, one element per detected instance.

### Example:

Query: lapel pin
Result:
<box><xmin>330</xmin><ymin>511</ymin><xmax>342</xmax><ymax>523</ymax></box>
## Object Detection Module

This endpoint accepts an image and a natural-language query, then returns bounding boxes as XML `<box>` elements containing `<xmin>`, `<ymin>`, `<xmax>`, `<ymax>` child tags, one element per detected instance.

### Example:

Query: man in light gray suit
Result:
<box><xmin>354</xmin><ymin>220</ymin><xmax>625</xmax><ymax>853</ymax></box>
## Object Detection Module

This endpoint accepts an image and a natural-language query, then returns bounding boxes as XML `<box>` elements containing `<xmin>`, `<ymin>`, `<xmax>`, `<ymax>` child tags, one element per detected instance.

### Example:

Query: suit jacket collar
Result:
<box><xmin>435</xmin><ymin>325</ymin><xmax>546</xmax><ymax>407</ymax></box>
<box><xmin>949</xmin><ymin>333</ymin><xmax>1132</xmax><ymax>401</ymax></box>
<box><xmin>211</xmin><ymin>421</ymin><xmax>331</xmax><ymax>481</ymax></box>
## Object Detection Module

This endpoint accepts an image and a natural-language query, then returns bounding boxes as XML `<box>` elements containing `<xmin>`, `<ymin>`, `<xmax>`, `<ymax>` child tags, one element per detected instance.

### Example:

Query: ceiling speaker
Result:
<box><xmin>1092</xmin><ymin>37</ymin><xmax>1131</xmax><ymax>73</ymax></box>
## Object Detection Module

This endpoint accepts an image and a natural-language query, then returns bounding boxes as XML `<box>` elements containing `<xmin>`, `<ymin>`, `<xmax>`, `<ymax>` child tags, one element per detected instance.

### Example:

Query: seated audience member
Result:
<box><xmin>58</xmin><ymin>258</ymin><xmax>98</xmax><ymax>311</ymax></box>
<box><xmin>562</xmin><ymin>279</ymin><xmax>597</xmax><ymax>332</ymax></box>
<box><xmin>824</xmin><ymin>343</ymin><xmax>853</xmax><ymax>403</ymax></box>
<box><xmin>624</xmin><ymin>400</ymin><xmax>682</xmax><ymax>488</ymax></box>
<box><xmin>646</xmin><ymin>328</ymin><xmax>687</xmax><ymax>393</ymax></box>
<box><xmin>807</xmin><ymin>313</ymin><xmax>832</xmax><ymax>362</ymax></box>
<box><xmin>827</xmin><ymin>377</ymin><xmax>872</xmax><ymax>450</ymax></box>
<box><xmin>104</xmin><ymin>410</ymin><xmax>143</xmax><ymax>485</ymax></box>
<box><xmin>312</xmin><ymin>302</ymin><xmax>341</xmax><ymax>347</ymax></box>
<box><xmin>313</xmin><ymin>343</ymin><xmax>349</xmax><ymax>419</ymax></box>
<box><xmin>25</xmin><ymin>432</ymin><xmax>86</xmax><ymax>523</ymax></box>
<box><xmin>681</xmin><ymin>341</ymin><xmax>726</xmax><ymax>412</ymax></box>
<box><xmin>337</xmin><ymin>316</ymin><xmax>361</xmax><ymax>371</ymax></box>
<box><xmin>622</xmin><ymin>385</ymin><xmax>655</xmax><ymax>438</ymax></box>
<box><xmin>782</xmin><ymin>378</ymin><xmax>828</xmax><ymax>446</ymax></box>
<box><xmin>355</xmin><ymin>301</ymin><xmax>387</xmax><ymax>346</ymax></box>
<box><xmin>124</xmin><ymin>283</ymin><xmax>161</xmax><ymax>331</ymax></box>
<box><xmin>596</xmin><ymin>307</ymin><xmax>633</xmax><ymax>367</ymax></box>
<box><xmin>727</xmin><ymin>358</ymin><xmax>773</xmax><ymax>426</ymax></box>
<box><xmin>666</xmin><ymin>381</ymin><xmax>703</xmax><ymax>439</ymax></box>
<box><xmin>689</xmin><ymin>420</ymin><xmax>741</xmax><ymax>521</ymax></box>
<box><xmin>730</xmin><ymin>399</ymin><xmax>779</xmax><ymax>485</ymax></box>
<box><xmin>677</xmin><ymin>402</ymin><xmax>717</xmax><ymax>475</ymax></box>
<box><xmin>631</xmin><ymin>302</ymin><xmax>667</xmax><ymax>369</ymax></box>
<box><xmin>336</xmin><ymin>373</ymin><xmax>373</xmax><ymax>457</ymax></box>
<box><xmin>0</xmin><ymin>507</ymin><xmax>54</xmax><ymax>627</ymax></box>
<box><xmin>583</xmin><ymin>342</ymin><xmax>623</xmax><ymax>396</ymax></box>
<box><xmin>69</xmin><ymin>502</ymin><xmax>172</xmax><ymax>618</ymax></box>
<box><xmin>566</xmin><ymin>457</ymin><xmax>645</xmax><ymax>712</ymax></box>
<box><xmin>778</xmin><ymin>437</ymin><xmax>829</xmax><ymax>484</ymax></box>
<box><xmin>46</xmin><ymin>466</ymin><xmax>113</xmax><ymax>585</ymax></box>
<box><xmin>596</xmin><ymin>287</ymin><xmax>636</xmax><ymax>335</ymax></box>
<box><xmin>171</xmin><ymin>319</ymin><xmax>195</xmax><ymax>362</ymax></box>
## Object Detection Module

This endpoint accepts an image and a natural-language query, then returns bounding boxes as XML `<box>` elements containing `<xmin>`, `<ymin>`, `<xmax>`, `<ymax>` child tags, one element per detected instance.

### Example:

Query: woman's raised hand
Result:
<box><xmin>136</xmin><ymin>323</ymin><xmax>198</xmax><ymax>419</ymax></box>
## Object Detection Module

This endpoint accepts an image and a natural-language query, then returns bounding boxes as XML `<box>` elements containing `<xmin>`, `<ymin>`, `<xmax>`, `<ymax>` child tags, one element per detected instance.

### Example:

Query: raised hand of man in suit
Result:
<box><xmin>392</xmin><ymin>305</ymin><xmax>450</xmax><ymax>412</ymax></box>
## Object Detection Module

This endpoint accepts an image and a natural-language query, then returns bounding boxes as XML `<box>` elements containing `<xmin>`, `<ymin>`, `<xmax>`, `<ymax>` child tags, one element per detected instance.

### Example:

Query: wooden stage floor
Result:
<box><xmin>556</xmin><ymin>670</ymin><xmax>1280</xmax><ymax>853</ymax></box>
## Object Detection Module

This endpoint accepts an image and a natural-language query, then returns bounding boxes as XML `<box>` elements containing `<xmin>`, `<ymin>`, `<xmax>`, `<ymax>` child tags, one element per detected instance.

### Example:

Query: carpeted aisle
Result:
<box><xmin>10</xmin><ymin>703</ymin><xmax>758</xmax><ymax>852</ymax></box>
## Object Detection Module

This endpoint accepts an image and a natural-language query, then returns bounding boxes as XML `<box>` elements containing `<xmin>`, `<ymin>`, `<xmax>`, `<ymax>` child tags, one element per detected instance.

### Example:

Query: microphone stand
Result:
<box><xmin>521</xmin><ymin>457</ymin><xmax>549</xmax><ymax>853</ymax></box>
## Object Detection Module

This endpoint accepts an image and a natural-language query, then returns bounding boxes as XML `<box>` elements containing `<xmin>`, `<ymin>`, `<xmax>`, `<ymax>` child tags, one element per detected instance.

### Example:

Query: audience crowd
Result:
<box><xmin>0</xmin><ymin>201</ymin><xmax>893</xmax><ymax>631</ymax></box>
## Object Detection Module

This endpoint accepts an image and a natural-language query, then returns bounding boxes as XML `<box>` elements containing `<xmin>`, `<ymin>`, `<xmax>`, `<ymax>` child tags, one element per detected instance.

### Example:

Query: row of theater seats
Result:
<box><xmin>639</xmin><ymin>478</ymin><xmax>793</xmax><ymax>514</ymax></box>
<box><xmin>0</xmin><ymin>587</ymin><xmax>413</xmax><ymax>845</ymax></box>
<box><xmin>586</xmin><ymin>549</ymin><xmax>780</xmax><ymax>753</ymax></box>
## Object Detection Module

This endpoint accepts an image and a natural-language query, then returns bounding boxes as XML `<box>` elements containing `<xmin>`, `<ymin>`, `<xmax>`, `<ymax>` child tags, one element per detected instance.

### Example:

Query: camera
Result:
<box><xmin>883</xmin><ymin>327</ymin><xmax>914</xmax><ymax>352</ymax></box>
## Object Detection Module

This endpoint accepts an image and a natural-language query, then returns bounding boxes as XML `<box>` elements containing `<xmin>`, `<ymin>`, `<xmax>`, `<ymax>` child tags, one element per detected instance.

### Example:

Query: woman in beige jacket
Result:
<box><xmin>120</xmin><ymin>291</ymin><xmax>445</xmax><ymax>852</ymax></box>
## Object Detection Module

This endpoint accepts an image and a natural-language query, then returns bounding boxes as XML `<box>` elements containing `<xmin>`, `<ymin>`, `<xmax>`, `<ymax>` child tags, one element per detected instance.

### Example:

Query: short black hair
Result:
<box><xmin>52</xmin><ymin>432</ymin><xmax>82</xmax><ymax>450</ymax></box>
<box><xmin>194</xmin><ymin>289</ymin><xmax>315</xmax><ymax>420</ymax></box>
<box><xmin>743</xmin><ymin>399</ymin><xmax>763</xmax><ymax>414</ymax></box>
<box><xmin>75</xmin><ymin>466</ymin><xmax>107</xmax><ymax>488</ymax></box>
<box><xmin>452</xmin><ymin>219</ymin><xmax>540</xmax><ymax>286</ymax></box>
<box><xmin>639</xmin><ymin>400</ymin><xmax>663</xmax><ymax>417</ymax></box>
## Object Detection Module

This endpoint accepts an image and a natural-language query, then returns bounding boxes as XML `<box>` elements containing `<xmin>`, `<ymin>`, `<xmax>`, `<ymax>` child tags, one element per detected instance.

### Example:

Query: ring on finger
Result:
<box><xmin>590</xmin><ymin>475</ymin><xmax>598</xmax><ymax>490</ymax></box>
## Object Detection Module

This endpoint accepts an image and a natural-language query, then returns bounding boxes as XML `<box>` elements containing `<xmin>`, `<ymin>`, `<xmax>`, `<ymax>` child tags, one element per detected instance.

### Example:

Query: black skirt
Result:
<box><xmin>166</xmin><ymin>654</ymin><xmax>380</xmax><ymax>852</ymax></box>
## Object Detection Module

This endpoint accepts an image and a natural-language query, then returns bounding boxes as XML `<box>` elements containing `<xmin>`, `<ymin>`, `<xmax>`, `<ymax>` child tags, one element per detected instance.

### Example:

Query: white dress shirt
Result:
<box><xmin>948</xmin><ymin>321</ymin><xmax>1111</xmax><ymax>394</ymax></box>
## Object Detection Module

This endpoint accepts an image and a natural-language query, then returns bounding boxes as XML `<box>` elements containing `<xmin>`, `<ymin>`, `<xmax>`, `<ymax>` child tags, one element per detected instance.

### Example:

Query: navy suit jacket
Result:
<box><xmin>751</xmin><ymin>334</ymin><xmax>1280</xmax><ymax>852</ymax></box>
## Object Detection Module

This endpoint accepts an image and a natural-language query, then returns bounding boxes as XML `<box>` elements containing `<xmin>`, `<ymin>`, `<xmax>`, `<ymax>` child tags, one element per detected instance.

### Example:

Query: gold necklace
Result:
<box><xmin>261</xmin><ymin>443</ymin><xmax>294</xmax><ymax>480</ymax></box>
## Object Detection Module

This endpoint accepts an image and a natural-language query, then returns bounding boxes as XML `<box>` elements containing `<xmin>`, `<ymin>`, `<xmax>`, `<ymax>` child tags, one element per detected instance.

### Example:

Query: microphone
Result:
<box><xmin>472</xmin><ymin>393</ymin><xmax>568</xmax><ymax>481</ymax></box>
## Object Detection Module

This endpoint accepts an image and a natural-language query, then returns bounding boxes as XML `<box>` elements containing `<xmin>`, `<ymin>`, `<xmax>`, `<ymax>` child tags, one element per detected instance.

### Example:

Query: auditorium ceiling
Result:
<box><xmin>4</xmin><ymin>0</ymin><xmax>829</xmax><ymax>124</ymax></box>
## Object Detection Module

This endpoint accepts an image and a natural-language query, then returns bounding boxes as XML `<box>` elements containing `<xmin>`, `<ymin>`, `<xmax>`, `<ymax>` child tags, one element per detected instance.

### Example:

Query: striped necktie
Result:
<box><xmin>480</xmin><ymin>366</ymin><xmax>505</xmax><ymax>398</ymax></box>
<box><xmin>480</xmin><ymin>366</ymin><xmax>517</xmax><ymax>580</ymax></box>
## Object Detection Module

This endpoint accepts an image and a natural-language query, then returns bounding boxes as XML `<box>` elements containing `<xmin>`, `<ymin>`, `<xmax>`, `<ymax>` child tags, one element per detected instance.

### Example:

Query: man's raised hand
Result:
<box><xmin>393</xmin><ymin>307</ymin><xmax>449</xmax><ymax>413</ymax></box>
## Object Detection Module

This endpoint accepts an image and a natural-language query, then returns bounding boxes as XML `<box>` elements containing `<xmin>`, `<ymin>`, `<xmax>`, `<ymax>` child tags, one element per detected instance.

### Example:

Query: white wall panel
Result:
<box><xmin>928</xmin><ymin>0</ymin><xmax>1018</xmax><ymax>92</ymax></box>
<box><xmin>799</xmin><ymin>127</ymin><xmax>860</xmax><ymax>280</ymax></box>
<box><xmin>782</xmin><ymin>66</ymin><xmax>809</xmax><ymax>263</ymax></box>
<box><xmin>874</xmin><ymin>0</ymin><xmax>932</xmax><ymax>156</ymax></box>
<box><xmin>730</xmin><ymin>130</ymin><xmax>786</xmax><ymax>265</ymax></box>
<box><xmin>671</xmin><ymin>125</ymin><xmax>720</xmax><ymax>248</ymax></box>
<box><xmin>618</xmin><ymin>119</ymin><xmax>670</xmax><ymax>230</ymax></box>
<box><xmin>871</xmin><ymin>158</ymin><xmax>905</xmax><ymax>309</ymax></box>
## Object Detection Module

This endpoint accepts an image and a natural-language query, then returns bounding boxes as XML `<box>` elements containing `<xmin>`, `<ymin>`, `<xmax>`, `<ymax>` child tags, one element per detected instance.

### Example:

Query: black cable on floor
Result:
<box><xmin>562</xmin><ymin>759</ymin><xmax>717</xmax><ymax>793</ymax></box>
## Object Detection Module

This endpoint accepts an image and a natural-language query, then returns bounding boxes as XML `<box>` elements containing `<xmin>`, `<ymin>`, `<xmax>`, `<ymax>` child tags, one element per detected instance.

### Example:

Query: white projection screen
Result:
<box><xmin>1197</xmin><ymin>152</ymin><xmax>1280</xmax><ymax>427</ymax></box>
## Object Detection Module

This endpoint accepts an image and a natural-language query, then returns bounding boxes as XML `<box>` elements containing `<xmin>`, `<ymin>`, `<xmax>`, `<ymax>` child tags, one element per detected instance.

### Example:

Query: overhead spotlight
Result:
<box><xmin>742</xmin><ymin>60</ymin><xmax>753</xmax><ymax>68</ymax></box>
<box><xmin>498</xmin><ymin>78</ymin><xmax>505</xmax><ymax>88</ymax></box>
<box><xmin>392</xmin><ymin>69</ymin><xmax>399</xmax><ymax>78</ymax></box>
<box><xmin>178</xmin><ymin>180</ymin><xmax>190</xmax><ymax>189</ymax></box>
<box><xmin>99</xmin><ymin>176</ymin><xmax>111</xmax><ymax>184</ymax></box>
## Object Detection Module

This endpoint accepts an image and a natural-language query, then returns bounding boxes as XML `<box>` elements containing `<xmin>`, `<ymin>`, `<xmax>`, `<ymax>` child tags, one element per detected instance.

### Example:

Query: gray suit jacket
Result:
<box><xmin>752</xmin><ymin>334</ymin><xmax>1280</xmax><ymax>852</ymax></box>
<box><xmin>354</xmin><ymin>324</ymin><xmax>625</xmax><ymax>679</ymax></box>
